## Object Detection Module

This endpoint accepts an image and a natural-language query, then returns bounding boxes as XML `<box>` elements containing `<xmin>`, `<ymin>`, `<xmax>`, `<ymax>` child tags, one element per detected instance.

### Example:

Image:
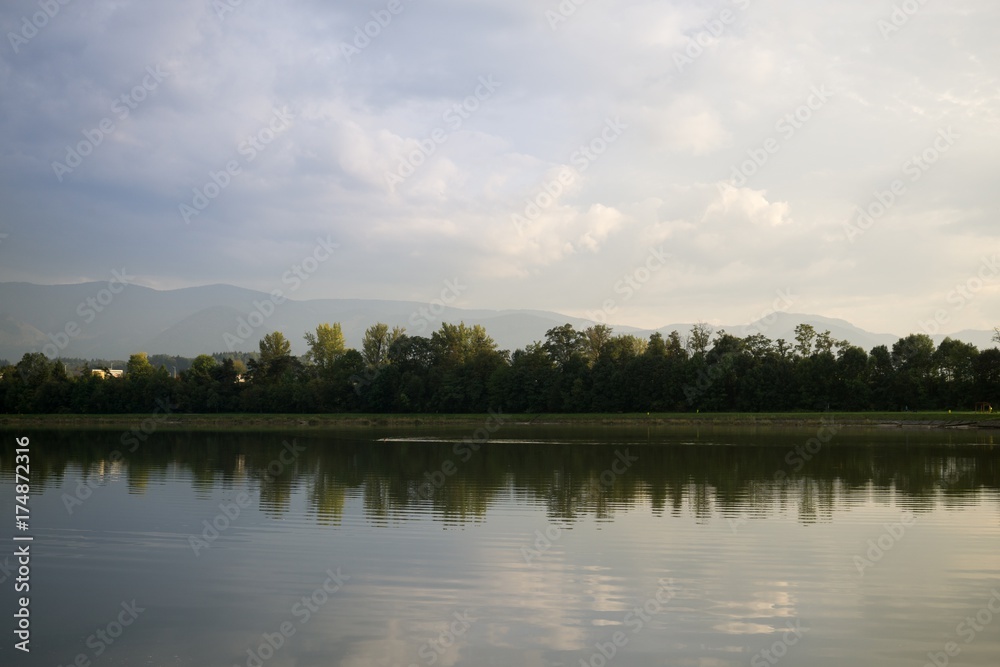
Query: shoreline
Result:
<box><xmin>3</xmin><ymin>412</ymin><xmax>999</xmax><ymax>431</ymax></box>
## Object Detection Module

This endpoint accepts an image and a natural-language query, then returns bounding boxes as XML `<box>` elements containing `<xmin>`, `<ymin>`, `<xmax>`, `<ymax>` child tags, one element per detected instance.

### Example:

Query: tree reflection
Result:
<box><xmin>2</xmin><ymin>426</ymin><xmax>997</xmax><ymax>526</ymax></box>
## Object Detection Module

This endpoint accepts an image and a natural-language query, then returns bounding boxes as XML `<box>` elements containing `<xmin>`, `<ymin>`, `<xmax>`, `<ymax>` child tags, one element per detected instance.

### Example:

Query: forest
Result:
<box><xmin>1</xmin><ymin>321</ymin><xmax>999</xmax><ymax>415</ymax></box>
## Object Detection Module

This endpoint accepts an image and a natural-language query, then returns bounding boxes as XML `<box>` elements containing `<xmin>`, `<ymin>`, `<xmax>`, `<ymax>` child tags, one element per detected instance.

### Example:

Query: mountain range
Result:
<box><xmin>0</xmin><ymin>281</ymin><xmax>995</xmax><ymax>362</ymax></box>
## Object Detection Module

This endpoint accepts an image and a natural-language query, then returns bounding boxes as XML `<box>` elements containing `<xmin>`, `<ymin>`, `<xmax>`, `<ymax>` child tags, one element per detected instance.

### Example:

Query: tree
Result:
<box><xmin>794</xmin><ymin>324</ymin><xmax>816</xmax><ymax>358</ymax></box>
<box><xmin>743</xmin><ymin>334</ymin><xmax>774</xmax><ymax>360</ymax></box>
<box><xmin>15</xmin><ymin>352</ymin><xmax>59</xmax><ymax>385</ymax></box>
<box><xmin>834</xmin><ymin>345</ymin><xmax>870</xmax><ymax>410</ymax></box>
<box><xmin>891</xmin><ymin>334</ymin><xmax>936</xmax><ymax>409</ymax></box>
<box><xmin>249</xmin><ymin>331</ymin><xmax>296</xmax><ymax>384</ymax></box>
<box><xmin>665</xmin><ymin>331</ymin><xmax>686</xmax><ymax>357</ymax></box>
<box><xmin>126</xmin><ymin>352</ymin><xmax>154</xmax><ymax>378</ymax></box>
<box><xmin>362</xmin><ymin>323</ymin><xmax>404</xmax><ymax>369</ymax></box>
<box><xmin>813</xmin><ymin>330</ymin><xmax>834</xmax><ymax>355</ymax></box>
<box><xmin>993</xmin><ymin>327</ymin><xmax>1000</xmax><ymax>345</ymax></box>
<box><xmin>686</xmin><ymin>322</ymin><xmax>712</xmax><ymax>356</ymax></box>
<box><xmin>933</xmin><ymin>338</ymin><xmax>978</xmax><ymax>408</ymax></box>
<box><xmin>543</xmin><ymin>324</ymin><xmax>585</xmax><ymax>367</ymax></box>
<box><xmin>189</xmin><ymin>354</ymin><xmax>217</xmax><ymax>378</ymax></box>
<box><xmin>583</xmin><ymin>325</ymin><xmax>614</xmax><ymax>364</ymax></box>
<box><xmin>646</xmin><ymin>332</ymin><xmax>667</xmax><ymax>357</ymax></box>
<box><xmin>304</xmin><ymin>323</ymin><xmax>346</xmax><ymax>371</ymax></box>
<box><xmin>974</xmin><ymin>349</ymin><xmax>1000</xmax><ymax>404</ymax></box>
<box><xmin>431</xmin><ymin>322</ymin><xmax>498</xmax><ymax>365</ymax></box>
<box><xmin>260</xmin><ymin>332</ymin><xmax>292</xmax><ymax>363</ymax></box>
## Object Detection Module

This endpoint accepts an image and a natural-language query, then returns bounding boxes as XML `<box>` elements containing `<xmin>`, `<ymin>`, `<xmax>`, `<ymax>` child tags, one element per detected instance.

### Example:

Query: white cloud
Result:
<box><xmin>0</xmin><ymin>0</ymin><xmax>998</xmax><ymax>335</ymax></box>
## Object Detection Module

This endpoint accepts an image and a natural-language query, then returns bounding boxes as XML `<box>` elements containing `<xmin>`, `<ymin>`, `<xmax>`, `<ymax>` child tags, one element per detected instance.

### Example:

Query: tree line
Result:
<box><xmin>1</xmin><ymin>321</ymin><xmax>999</xmax><ymax>414</ymax></box>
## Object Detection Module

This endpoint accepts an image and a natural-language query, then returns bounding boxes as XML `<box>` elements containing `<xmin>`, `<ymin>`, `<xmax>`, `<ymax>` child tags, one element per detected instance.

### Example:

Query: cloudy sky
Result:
<box><xmin>1</xmin><ymin>0</ymin><xmax>998</xmax><ymax>335</ymax></box>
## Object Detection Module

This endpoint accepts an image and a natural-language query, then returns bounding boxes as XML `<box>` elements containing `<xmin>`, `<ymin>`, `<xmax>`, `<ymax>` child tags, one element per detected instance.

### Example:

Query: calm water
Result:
<box><xmin>2</xmin><ymin>424</ymin><xmax>999</xmax><ymax>666</ymax></box>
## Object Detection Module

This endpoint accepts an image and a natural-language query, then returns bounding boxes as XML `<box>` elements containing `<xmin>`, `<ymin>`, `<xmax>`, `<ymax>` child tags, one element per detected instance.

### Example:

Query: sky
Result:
<box><xmin>1</xmin><ymin>0</ymin><xmax>998</xmax><ymax>336</ymax></box>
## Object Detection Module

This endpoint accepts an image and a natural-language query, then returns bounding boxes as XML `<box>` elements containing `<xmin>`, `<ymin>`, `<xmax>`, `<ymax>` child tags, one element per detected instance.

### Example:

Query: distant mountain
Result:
<box><xmin>0</xmin><ymin>281</ymin><xmax>994</xmax><ymax>361</ymax></box>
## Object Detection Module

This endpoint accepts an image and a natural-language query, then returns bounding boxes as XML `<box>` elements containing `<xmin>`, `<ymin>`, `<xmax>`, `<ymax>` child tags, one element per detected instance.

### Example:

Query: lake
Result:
<box><xmin>2</xmin><ymin>423</ymin><xmax>999</xmax><ymax>666</ymax></box>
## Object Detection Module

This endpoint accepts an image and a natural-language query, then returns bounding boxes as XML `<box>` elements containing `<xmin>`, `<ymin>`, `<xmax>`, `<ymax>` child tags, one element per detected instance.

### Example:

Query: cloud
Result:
<box><xmin>0</xmin><ymin>0</ymin><xmax>998</xmax><ymax>335</ymax></box>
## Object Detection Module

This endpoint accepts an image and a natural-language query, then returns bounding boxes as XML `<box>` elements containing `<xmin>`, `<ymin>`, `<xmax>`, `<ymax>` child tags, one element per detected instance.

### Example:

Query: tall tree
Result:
<box><xmin>583</xmin><ymin>324</ymin><xmax>614</xmax><ymax>364</ymax></box>
<box><xmin>260</xmin><ymin>332</ymin><xmax>292</xmax><ymax>364</ymax></box>
<box><xmin>304</xmin><ymin>323</ymin><xmax>346</xmax><ymax>371</ymax></box>
<box><xmin>794</xmin><ymin>324</ymin><xmax>816</xmax><ymax>358</ymax></box>
<box><xmin>250</xmin><ymin>331</ymin><xmax>296</xmax><ymax>384</ymax></box>
<box><xmin>362</xmin><ymin>323</ymin><xmax>404</xmax><ymax>368</ymax></box>
<box><xmin>813</xmin><ymin>330</ymin><xmax>834</xmax><ymax>355</ymax></box>
<box><xmin>126</xmin><ymin>352</ymin><xmax>154</xmax><ymax>378</ymax></box>
<box><xmin>891</xmin><ymin>334</ymin><xmax>936</xmax><ymax>409</ymax></box>
<box><xmin>686</xmin><ymin>322</ymin><xmax>712</xmax><ymax>356</ymax></box>
<box><xmin>543</xmin><ymin>324</ymin><xmax>586</xmax><ymax>367</ymax></box>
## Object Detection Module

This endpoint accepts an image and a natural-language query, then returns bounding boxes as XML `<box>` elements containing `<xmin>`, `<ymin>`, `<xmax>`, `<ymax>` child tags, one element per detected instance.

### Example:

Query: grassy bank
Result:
<box><xmin>2</xmin><ymin>411</ymin><xmax>999</xmax><ymax>430</ymax></box>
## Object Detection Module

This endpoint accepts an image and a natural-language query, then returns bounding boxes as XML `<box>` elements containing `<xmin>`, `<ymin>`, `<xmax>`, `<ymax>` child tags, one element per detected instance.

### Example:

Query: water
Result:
<box><xmin>1</xmin><ymin>424</ymin><xmax>999</xmax><ymax>666</ymax></box>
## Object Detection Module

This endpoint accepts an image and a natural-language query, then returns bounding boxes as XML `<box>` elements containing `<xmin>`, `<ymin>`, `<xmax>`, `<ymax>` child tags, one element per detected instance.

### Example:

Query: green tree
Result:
<box><xmin>686</xmin><ymin>322</ymin><xmax>712</xmax><ymax>356</ymax></box>
<box><xmin>794</xmin><ymin>324</ymin><xmax>816</xmax><ymax>358</ymax></box>
<box><xmin>189</xmin><ymin>354</ymin><xmax>217</xmax><ymax>378</ymax></box>
<box><xmin>126</xmin><ymin>352</ymin><xmax>154</xmax><ymax>378</ymax></box>
<box><xmin>260</xmin><ymin>331</ymin><xmax>292</xmax><ymax>363</ymax></box>
<box><xmin>891</xmin><ymin>334</ymin><xmax>936</xmax><ymax>409</ymax></box>
<box><xmin>973</xmin><ymin>348</ymin><xmax>1000</xmax><ymax>404</ymax></box>
<box><xmin>361</xmin><ymin>323</ymin><xmax>404</xmax><ymax>368</ymax></box>
<box><xmin>583</xmin><ymin>325</ymin><xmax>614</xmax><ymax>365</ymax></box>
<box><xmin>249</xmin><ymin>332</ymin><xmax>297</xmax><ymax>385</ymax></box>
<box><xmin>933</xmin><ymin>338</ymin><xmax>978</xmax><ymax>408</ymax></box>
<box><xmin>813</xmin><ymin>330</ymin><xmax>834</xmax><ymax>355</ymax></box>
<box><xmin>543</xmin><ymin>324</ymin><xmax>585</xmax><ymax>367</ymax></box>
<box><xmin>646</xmin><ymin>332</ymin><xmax>667</xmax><ymax>357</ymax></box>
<box><xmin>304</xmin><ymin>323</ymin><xmax>346</xmax><ymax>371</ymax></box>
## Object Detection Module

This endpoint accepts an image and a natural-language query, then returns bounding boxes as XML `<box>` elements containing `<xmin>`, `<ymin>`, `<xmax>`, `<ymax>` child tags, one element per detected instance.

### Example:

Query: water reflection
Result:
<box><xmin>3</xmin><ymin>426</ymin><xmax>1000</xmax><ymax>666</ymax></box>
<box><xmin>4</xmin><ymin>426</ymin><xmax>997</xmax><ymax>525</ymax></box>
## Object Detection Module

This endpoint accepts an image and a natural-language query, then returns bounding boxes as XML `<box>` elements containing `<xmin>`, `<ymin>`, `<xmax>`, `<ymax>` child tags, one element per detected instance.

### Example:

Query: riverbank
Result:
<box><xmin>3</xmin><ymin>411</ymin><xmax>999</xmax><ymax>430</ymax></box>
